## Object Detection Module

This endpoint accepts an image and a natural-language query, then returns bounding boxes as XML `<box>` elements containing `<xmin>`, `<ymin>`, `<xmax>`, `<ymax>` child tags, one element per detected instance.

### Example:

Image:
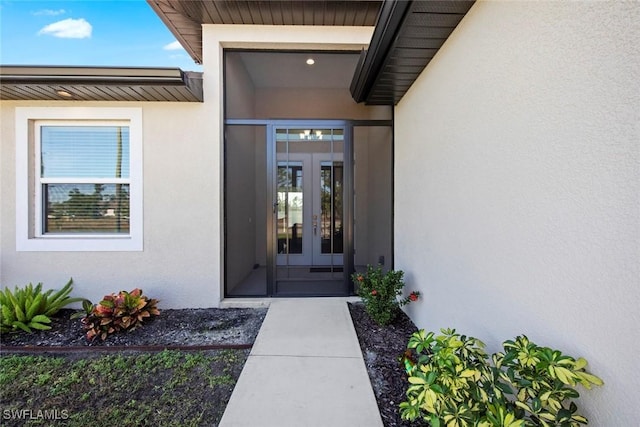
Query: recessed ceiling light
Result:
<box><xmin>56</xmin><ymin>89</ymin><xmax>73</xmax><ymax>98</ymax></box>
<box><xmin>306</xmin><ymin>58</ymin><xmax>315</xmax><ymax>65</ymax></box>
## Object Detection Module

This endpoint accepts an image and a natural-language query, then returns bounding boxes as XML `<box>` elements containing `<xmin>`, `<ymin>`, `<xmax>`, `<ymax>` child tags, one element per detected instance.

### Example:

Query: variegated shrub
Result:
<box><xmin>400</xmin><ymin>329</ymin><xmax>603</xmax><ymax>427</ymax></box>
<box><xmin>82</xmin><ymin>288</ymin><xmax>160</xmax><ymax>342</ymax></box>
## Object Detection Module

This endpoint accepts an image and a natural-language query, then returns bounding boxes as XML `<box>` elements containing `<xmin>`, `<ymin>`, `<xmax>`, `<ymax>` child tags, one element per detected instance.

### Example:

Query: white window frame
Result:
<box><xmin>16</xmin><ymin>107</ymin><xmax>143</xmax><ymax>251</ymax></box>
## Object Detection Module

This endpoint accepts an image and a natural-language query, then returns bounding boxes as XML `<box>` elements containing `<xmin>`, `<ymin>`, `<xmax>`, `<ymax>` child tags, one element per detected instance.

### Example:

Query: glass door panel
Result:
<box><xmin>313</xmin><ymin>156</ymin><xmax>343</xmax><ymax>265</ymax></box>
<box><xmin>277</xmin><ymin>162</ymin><xmax>304</xmax><ymax>256</ymax></box>
<box><xmin>276</xmin><ymin>130</ymin><xmax>312</xmax><ymax>266</ymax></box>
<box><xmin>320</xmin><ymin>161</ymin><xmax>344</xmax><ymax>255</ymax></box>
<box><xmin>274</xmin><ymin>125</ymin><xmax>345</xmax><ymax>295</ymax></box>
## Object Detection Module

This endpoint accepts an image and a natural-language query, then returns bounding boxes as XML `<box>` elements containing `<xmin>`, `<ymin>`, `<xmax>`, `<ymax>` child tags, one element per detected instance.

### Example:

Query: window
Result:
<box><xmin>38</xmin><ymin>123</ymin><xmax>131</xmax><ymax>235</ymax></box>
<box><xmin>16</xmin><ymin>108</ymin><xmax>143</xmax><ymax>251</ymax></box>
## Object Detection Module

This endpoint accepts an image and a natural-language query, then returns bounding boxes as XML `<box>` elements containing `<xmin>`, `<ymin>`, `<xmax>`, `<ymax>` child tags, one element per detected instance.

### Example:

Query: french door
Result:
<box><xmin>276</xmin><ymin>152</ymin><xmax>343</xmax><ymax>266</ymax></box>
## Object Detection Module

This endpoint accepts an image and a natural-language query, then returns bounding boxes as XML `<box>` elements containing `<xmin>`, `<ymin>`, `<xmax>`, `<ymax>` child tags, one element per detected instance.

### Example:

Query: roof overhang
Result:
<box><xmin>1</xmin><ymin>1</ymin><xmax>474</xmax><ymax>105</ymax></box>
<box><xmin>148</xmin><ymin>0</ymin><xmax>474</xmax><ymax>106</ymax></box>
<box><xmin>351</xmin><ymin>0</ymin><xmax>475</xmax><ymax>105</ymax></box>
<box><xmin>147</xmin><ymin>0</ymin><xmax>383</xmax><ymax>65</ymax></box>
<box><xmin>0</xmin><ymin>66</ymin><xmax>203</xmax><ymax>102</ymax></box>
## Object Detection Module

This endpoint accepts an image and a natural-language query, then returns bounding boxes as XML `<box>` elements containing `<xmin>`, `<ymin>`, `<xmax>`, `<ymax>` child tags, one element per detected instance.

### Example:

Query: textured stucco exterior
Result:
<box><xmin>1</xmin><ymin>100</ymin><xmax>218</xmax><ymax>307</ymax></box>
<box><xmin>395</xmin><ymin>1</ymin><xmax>639</xmax><ymax>424</ymax></box>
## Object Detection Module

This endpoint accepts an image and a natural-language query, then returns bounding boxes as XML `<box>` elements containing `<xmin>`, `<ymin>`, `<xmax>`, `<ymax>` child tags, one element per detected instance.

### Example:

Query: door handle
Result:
<box><xmin>313</xmin><ymin>214</ymin><xmax>318</xmax><ymax>235</ymax></box>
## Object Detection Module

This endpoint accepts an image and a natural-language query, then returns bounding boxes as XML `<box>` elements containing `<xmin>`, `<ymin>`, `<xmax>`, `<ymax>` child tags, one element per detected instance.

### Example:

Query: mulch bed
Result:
<box><xmin>0</xmin><ymin>308</ymin><xmax>267</xmax><ymax>348</ymax></box>
<box><xmin>348</xmin><ymin>302</ymin><xmax>423</xmax><ymax>427</ymax></box>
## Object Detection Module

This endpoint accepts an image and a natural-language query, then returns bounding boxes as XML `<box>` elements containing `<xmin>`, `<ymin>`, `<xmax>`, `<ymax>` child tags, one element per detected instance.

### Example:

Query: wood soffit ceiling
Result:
<box><xmin>0</xmin><ymin>67</ymin><xmax>203</xmax><ymax>102</ymax></box>
<box><xmin>351</xmin><ymin>0</ymin><xmax>476</xmax><ymax>105</ymax></box>
<box><xmin>147</xmin><ymin>0</ymin><xmax>384</xmax><ymax>64</ymax></box>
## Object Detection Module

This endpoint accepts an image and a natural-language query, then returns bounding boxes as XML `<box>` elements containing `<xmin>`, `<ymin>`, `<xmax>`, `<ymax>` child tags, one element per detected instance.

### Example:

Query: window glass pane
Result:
<box><xmin>275</xmin><ymin>128</ymin><xmax>344</xmax><ymax>142</ymax></box>
<box><xmin>41</xmin><ymin>126</ymin><xmax>130</xmax><ymax>178</ymax></box>
<box><xmin>277</xmin><ymin>162</ymin><xmax>303</xmax><ymax>254</ymax></box>
<box><xmin>320</xmin><ymin>161</ymin><xmax>343</xmax><ymax>254</ymax></box>
<box><xmin>44</xmin><ymin>183</ymin><xmax>130</xmax><ymax>234</ymax></box>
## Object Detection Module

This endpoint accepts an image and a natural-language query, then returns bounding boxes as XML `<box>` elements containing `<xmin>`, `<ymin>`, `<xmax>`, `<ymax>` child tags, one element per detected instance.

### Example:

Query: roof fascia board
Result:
<box><xmin>1</xmin><ymin>65</ymin><xmax>184</xmax><ymax>77</ymax></box>
<box><xmin>146</xmin><ymin>0</ymin><xmax>203</xmax><ymax>64</ymax></box>
<box><xmin>1</xmin><ymin>66</ymin><xmax>190</xmax><ymax>86</ymax></box>
<box><xmin>350</xmin><ymin>0</ymin><xmax>412</xmax><ymax>103</ymax></box>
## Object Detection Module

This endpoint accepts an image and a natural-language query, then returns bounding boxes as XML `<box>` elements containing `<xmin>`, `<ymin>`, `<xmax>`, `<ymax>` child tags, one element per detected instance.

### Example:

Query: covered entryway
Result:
<box><xmin>224</xmin><ymin>51</ymin><xmax>392</xmax><ymax>297</ymax></box>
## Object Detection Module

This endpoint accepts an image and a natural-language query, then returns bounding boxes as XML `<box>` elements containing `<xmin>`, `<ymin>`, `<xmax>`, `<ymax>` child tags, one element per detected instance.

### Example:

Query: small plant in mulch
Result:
<box><xmin>80</xmin><ymin>288</ymin><xmax>160</xmax><ymax>342</ymax></box>
<box><xmin>352</xmin><ymin>264</ymin><xmax>420</xmax><ymax>326</ymax></box>
<box><xmin>0</xmin><ymin>278</ymin><xmax>85</xmax><ymax>333</ymax></box>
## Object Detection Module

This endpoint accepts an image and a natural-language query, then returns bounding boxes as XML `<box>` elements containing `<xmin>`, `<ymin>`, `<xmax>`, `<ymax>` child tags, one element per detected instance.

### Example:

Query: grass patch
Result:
<box><xmin>0</xmin><ymin>349</ymin><xmax>247</xmax><ymax>427</ymax></box>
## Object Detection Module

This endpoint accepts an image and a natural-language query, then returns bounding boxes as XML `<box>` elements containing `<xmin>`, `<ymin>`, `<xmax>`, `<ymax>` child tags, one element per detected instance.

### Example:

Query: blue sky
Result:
<box><xmin>0</xmin><ymin>0</ymin><xmax>202</xmax><ymax>71</ymax></box>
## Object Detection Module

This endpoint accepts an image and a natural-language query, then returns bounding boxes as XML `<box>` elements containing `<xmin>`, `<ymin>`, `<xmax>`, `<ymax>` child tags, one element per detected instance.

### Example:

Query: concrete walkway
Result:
<box><xmin>219</xmin><ymin>298</ymin><xmax>383</xmax><ymax>427</ymax></box>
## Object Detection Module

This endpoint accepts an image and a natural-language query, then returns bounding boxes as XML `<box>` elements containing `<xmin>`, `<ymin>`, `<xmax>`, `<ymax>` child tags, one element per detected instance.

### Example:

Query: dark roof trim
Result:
<box><xmin>350</xmin><ymin>0</ymin><xmax>412</xmax><ymax>104</ymax></box>
<box><xmin>350</xmin><ymin>0</ymin><xmax>475</xmax><ymax>105</ymax></box>
<box><xmin>0</xmin><ymin>66</ymin><xmax>203</xmax><ymax>102</ymax></box>
<box><xmin>146</xmin><ymin>0</ymin><xmax>202</xmax><ymax>65</ymax></box>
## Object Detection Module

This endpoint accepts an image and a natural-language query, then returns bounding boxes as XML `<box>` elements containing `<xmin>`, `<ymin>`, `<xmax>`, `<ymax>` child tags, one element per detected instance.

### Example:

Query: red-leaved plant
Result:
<box><xmin>82</xmin><ymin>288</ymin><xmax>160</xmax><ymax>342</ymax></box>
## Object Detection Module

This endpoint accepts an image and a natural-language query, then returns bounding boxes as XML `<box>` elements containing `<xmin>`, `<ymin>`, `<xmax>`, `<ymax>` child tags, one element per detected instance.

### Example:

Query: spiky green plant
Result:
<box><xmin>0</xmin><ymin>278</ymin><xmax>84</xmax><ymax>333</ymax></box>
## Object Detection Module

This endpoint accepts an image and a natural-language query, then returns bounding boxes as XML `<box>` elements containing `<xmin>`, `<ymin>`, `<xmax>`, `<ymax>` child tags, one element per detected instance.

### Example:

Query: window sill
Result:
<box><xmin>16</xmin><ymin>236</ymin><xmax>143</xmax><ymax>252</ymax></box>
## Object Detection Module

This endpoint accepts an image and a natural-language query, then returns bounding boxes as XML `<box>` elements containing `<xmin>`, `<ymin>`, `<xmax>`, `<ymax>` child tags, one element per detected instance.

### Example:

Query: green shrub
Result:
<box><xmin>0</xmin><ymin>278</ymin><xmax>84</xmax><ymax>333</ymax></box>
<box><xmin>82</xmin><ymin>288</ymin><xmax>160</xmax><ymax>341</ymax></box>
<box><xmin>352</xmin><ymin>264</ymin><xmax>419</xmax><ymax>325</ymax></box>
<box><xmin>400</xmin><ymin>329</ymin><xmax>603</xmax><ymax>427</ymax></box>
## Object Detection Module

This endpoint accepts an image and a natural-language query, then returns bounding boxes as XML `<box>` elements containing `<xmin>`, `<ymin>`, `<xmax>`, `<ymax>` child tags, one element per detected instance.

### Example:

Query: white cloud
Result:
<box><xmin>33</xmin><ymin>9</ymin><xmax>66</xmax><ymax>16</ymax></box>
<box><xmin>38</xmin><ymin>18</ymin><xmax>92</xmax><ymax>39</ymax></box>
<box><xmin>163</xmin><ymin>41</ymin><xmax>184</xmax><ymax>51</ymax></box>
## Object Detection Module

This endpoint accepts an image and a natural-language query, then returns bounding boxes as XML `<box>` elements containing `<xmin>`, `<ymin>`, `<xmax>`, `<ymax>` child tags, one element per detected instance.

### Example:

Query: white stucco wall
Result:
<box><xmin>395</xmin><ymin>1</ymin><xmax>639</xmax><ymax>424</ymax></box>
<box><xmin>0</xmin><ymin>101</ymin><xmax>219</xmax><ymax>308</ymax></box>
